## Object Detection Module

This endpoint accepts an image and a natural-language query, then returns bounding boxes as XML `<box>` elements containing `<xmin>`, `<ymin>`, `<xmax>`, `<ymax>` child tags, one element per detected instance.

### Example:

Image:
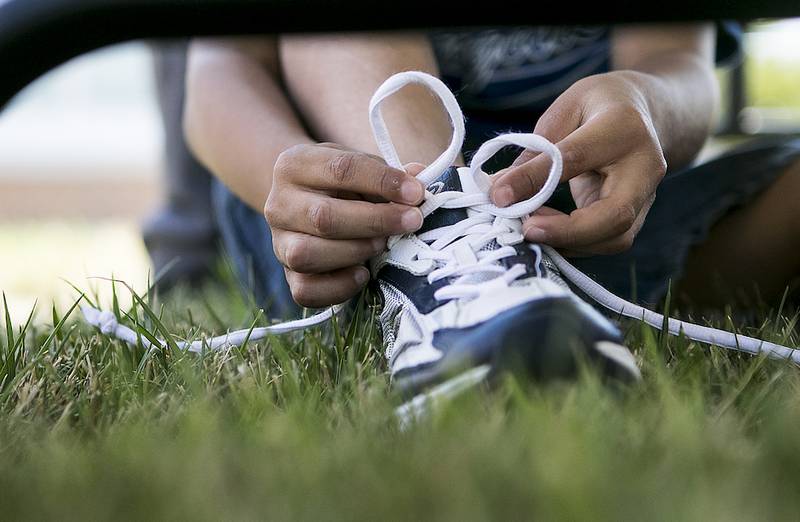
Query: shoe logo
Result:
<box><xmin>427</xmin><ymin>181</ymin><xmax>445</xmax><ymax>195</ymax></box>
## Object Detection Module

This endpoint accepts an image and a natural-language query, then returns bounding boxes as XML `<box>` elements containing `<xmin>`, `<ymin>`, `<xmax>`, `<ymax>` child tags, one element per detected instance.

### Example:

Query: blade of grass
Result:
<box><xmin>3</xmin><ymin>292</ymin><xmax>15</xmax><ymax>354</ymax></box>
<box><xmin>41</xmin><ymin>297</ymin><xmax>83</xmax><ymax>353</ymax></box>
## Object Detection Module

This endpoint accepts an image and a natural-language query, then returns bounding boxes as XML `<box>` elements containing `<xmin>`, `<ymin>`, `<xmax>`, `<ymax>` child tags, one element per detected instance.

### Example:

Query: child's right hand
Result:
<box><xmin>265</xmin><ymin>143</ymin><xmax>425</xmax><ymax>307</ymax></box>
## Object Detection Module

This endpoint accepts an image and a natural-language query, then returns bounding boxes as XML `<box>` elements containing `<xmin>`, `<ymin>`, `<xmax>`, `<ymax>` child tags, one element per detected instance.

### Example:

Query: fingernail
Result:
<box><xmin>524</xmin><ymin>226</ymin><xmax>548</xmax><ymax>243</ymax></box>
<box><xmin>401</xmin><ymin>208</ymin><xmax>423</xmax><ymax>232</ymax></box>
<box><xmin>355</xmin><ymin>268</ymin><xmax>370</xmax><ymax>286</ymax></box>
<box><xmin>493</xmin><ymin>186</ymin><xmax>515</xmax><ymax>207</ymax></box>
<box><xmin>400</xmin><ymin>180</ymin><xmax>423</xmax><ymax>203</ymax></box>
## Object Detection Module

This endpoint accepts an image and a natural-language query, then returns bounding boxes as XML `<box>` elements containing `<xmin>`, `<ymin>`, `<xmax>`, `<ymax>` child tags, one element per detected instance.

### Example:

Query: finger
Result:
<box><xmin>490</xmin><ymin>93</ymin><xmax>581</xmax><ymax>200</ymax></box>
<box><xmin>318</xmin><ymin>142</ymin><xmax>385</xmax><ymax>164</ymax></box>
<box><xmin>285</xmin><ymin>266</ymin><xmax>370</xmax><ymax>308</ymax></box>
<box><xmin>491</xmin><ymin>111</ymin><xmax>632</xmax><ymax>207</ymax></box>
<box><xmin>522</xmin><ymin>169</ymin><xmax>653</xmax><ymax>249</ymax></box>
<box><xmin>523</xmin><ymin>207</ymin><xmax>586</xmax><ymax>257</ymax></box>
<box><xmin>520</xmin><ymin>207</ymin><xmax>591</xmax><ymax>257</ymax></box>
<box><xmin>267</xmin><ymin>188</ymin><xmax>422</xmax><ymax>239</ymax></box>
<box><xmin>556</xmin><ymin>248</ymin><xmax>594</xmax><ymax>258</ymax></box>
<box><xmin>494</xmin><ymin>98</ymin><xmax>583</xmax><ymax>177</ymax></box>
<box><xmin>280</xmin><ymin>144</ymin><xmax>425</xmax><ymax>205</ymax></box>
<box><xmin>273</xmin><ymin>231</ymin><xmax>385</xmax><ymax>274</ymax></box>
<box><xmin>363</xmin><ymin>162</ymin><xmax>427</xmax><ymax>203</ymax></box>
<box><xmin>563</xmin><ymin>195</ymin><xmax>653</xmax><ymax>256</ymax></box>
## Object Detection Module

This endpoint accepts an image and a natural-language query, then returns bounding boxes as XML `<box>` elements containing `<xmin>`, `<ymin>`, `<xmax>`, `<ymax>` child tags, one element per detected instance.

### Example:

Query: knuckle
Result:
<box><xmin>274</xmin><ymin>144</ymin><xmax>308</xmax><ymax>178</ymax></box>
<box><xmin>614</xmin><ymin>203</ymin><xmax>637</xmax><ymax>233</ymax></box>
<box><xmin>264</xmin><ymin>191</ymin><xmax>282</xmax><ymax>223</ymax></box>
<box><xmin>271</xmin><ymin>233</ymin><xmax>284</xmax><ymax>261</ymax></box>
<box><xmin>611</xmin><ymin>233</ymin><xmax>635</xmax><ymax>253</ymax></box>
<box><xmin>326</xmin><ymin>152</ymin><xmax>358</xmax><ymax>186</ymax></box>
<box><xmin>622</xmin><ymin>233</ymin><xmax>635</xmax><ymax>250</ymax></box>
<box><xmin>560</xmin><ymin>225</ymin><xmax>579</xmax><ymax>248</ymax></box>
<box><xmin>290</xmin><ymin>281</ymin><xmax>312</xmax><ymax>307</ymax></box>
<box><xmin>287</xmin><ymin>274</ymin><xmax>317</xmax><ymax>307</ymax></box>
<box><xmin>616</xmin><ymin>106</ymin><xmax>652</xmax><ymax>141</ymax></box>
<box><xmin>308</xmin><ymin>200</ymin><xmax>334</xmax><ymax>237</ymax></box>
<box><xmin>263</xmin><ymin>194</ymin><xmax>280</xmax><ymax>225</ymax></box>
<box><xmin>534</xmin><ymin>109</ymin><xmax>562</xmax><ymax>137</ymax></box>
<box><xmin>263</xmin><ymin>200</ymin><xmax>275</xmax><ymax>224</ymax></box>
<box><xmin>377</xmin><ymin>164</ymin><xmax>403</xmax><ymax>197</ymax></box>
<box><xmin>653</xmin><ymin>155</ymin><xmax>668</xmax><ymax>179</ymax></box>
<box><xmin>604</xmin><ymin>244</ymin><xmax>627</xmax><ymax>255</ymax></box>
<box><xmin>368</xmin><ymin>209</ymin><xmax>389</xmax><ymax>235</ymax></box>
<box><xmin>617</xmin><ymin>104</ymin><xmax>648</xmax><ymax>127</ymax></box>
<box><xmin>572</xmin><ymin>75</ymin><xmax>595</xmax><ymax>91</ymax></box>
<box><xmin>284</xmin><ymin>237</ymin><xmax>311</xmax><ymax>272</ymax></box>
<box><xmin>562</xmin><ymin>142</ymin><xmax>587</xmax><ymax>170</ymax></box>
<box><xmin>602</xmin><ymin>232</ymin><xmax>635</xmax><ymax>254</ymax></box>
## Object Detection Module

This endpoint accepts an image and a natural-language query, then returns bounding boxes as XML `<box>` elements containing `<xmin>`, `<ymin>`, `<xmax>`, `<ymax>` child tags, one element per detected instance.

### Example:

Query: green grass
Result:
<box><xmin>1</xmin><ymin>275</ymin><xmax>800</xmax><ymax>521</ymax></box>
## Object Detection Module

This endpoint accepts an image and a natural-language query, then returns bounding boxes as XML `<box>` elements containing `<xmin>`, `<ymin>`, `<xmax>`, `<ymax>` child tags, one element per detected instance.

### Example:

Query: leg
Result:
<box><xmin>677</xmin><ymin>157</ymin><xmax>800</xmax><ymax>307</ymax></box>
<box><xmin>144</xmin><ymin>41</ymin><xmax>218</xmax><ymax>289</ymax></box>
<box><xmin>200</xmin><ymin>33</ymin><xmax>456</xmax><ymax>311</ymax></box>
<box><xmin>279</xmin><ymin>33</ymin><xmax>457</xmax><ymax>164</ymax></box>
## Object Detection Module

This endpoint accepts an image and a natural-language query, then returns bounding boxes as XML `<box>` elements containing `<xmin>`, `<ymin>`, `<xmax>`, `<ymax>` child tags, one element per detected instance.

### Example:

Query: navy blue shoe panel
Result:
<box><xmin>392</xmin><ymin>295</ymin><xmax>626</xmax><ymax>395</ymax></box>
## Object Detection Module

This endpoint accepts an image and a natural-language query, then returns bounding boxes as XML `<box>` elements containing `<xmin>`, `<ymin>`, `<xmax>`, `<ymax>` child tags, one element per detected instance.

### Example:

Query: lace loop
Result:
<box><xmin>368</xmin><ymin>71</ymin><xmax>465</xmax><ymax>184</ymax></box>
<box><xmin>467</xmin><ymin>133</ymin><xmax>563</xmax><ymax>218</ymax></box>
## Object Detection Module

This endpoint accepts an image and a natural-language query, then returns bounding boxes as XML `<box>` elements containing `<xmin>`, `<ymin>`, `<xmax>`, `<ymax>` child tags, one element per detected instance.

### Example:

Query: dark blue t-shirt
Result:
<box><xmin>430</xmin><ymin>23</ymin><xmax>741</xmax><ymax>159</ymax></box>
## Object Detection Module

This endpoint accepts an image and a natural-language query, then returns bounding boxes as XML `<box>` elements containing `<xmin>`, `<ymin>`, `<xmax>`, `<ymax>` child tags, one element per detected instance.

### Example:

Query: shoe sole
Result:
<box><xmin>394</xmin><ymin>340</ymin><xmax>639</xmax><ymax>428</ymax></box>
<box><xmin>391</xmin><ymin>296</ymin><xmax>637</xmax><ymax>398</ymax></box>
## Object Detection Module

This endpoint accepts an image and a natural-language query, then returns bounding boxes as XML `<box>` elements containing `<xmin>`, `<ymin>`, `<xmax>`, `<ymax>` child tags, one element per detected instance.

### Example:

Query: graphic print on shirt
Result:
<box><xmin>431</xmin><ymin>26</ymin><xmax>611</xmax><ymax>112</ymax></box>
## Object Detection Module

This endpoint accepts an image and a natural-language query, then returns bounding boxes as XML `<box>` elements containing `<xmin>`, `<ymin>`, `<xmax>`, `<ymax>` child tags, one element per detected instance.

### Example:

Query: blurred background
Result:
<box><xmin>0</xmin><ymin>42</ymin><xmax>161</xmax><ymax>320</ymax></box>
<box><xmin>1</xmin><ymin>20</ymin><xmax>799</xmax><ymax>321</ymax></box>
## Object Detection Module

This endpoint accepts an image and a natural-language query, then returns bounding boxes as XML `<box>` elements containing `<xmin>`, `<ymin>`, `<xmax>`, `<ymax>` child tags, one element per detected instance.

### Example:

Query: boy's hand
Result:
<box><xmin>490</xmin><ymin>72</ymin><xmax>668</xmax><ymax>256</ymax></box>
<box><xmin>265</xmin><ymin>143</ymin><xmax>425</xmax><ymax>307</ymax></box>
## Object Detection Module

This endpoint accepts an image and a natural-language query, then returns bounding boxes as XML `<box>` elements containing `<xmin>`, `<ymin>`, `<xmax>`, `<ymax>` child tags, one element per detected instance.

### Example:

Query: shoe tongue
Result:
<box><xmin>425</xmin><ymin>165</ymin><xmax>463</xmax><ymax>194</ymax></box>
<box><xmin>418</xmin><ymin>166</ymin><xmax>468</xmax><ymax>235</ymax></box>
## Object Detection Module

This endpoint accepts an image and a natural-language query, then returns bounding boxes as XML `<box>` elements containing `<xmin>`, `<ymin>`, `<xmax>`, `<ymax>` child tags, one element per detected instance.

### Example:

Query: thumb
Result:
<box><xmin>490</xmin><ymin>152</ymin><xmax>557</xmax><ymax>207</ymax></box>
<box><xmin>491</xmin><ymin>97</ymin><xmax>583</xmax><ymax>207</ymax></box>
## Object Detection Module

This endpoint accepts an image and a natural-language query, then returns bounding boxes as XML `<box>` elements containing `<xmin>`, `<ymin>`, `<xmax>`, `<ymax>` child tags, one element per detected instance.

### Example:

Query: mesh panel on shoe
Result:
<box><xmin>378</xmin><ymin>281</ymin><xmax>412</xmax><ymax>361</ymax></box>
<box><xmin>541</xmin><ymin>255</ymin><xmax>571</xmax><ymax>291</ymax></box>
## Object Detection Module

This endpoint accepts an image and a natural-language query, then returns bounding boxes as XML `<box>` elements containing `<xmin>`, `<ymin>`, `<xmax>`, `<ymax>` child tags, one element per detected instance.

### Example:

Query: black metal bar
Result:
<box><xmin>1</xmin><ymin>0</ymin><xmax>800</xmax><ymax>109</ymax></box>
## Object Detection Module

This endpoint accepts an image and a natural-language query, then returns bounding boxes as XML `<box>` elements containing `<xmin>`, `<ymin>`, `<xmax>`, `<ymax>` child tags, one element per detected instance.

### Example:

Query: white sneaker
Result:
<box><xmin>368</xmin><ymin>72</ymin><xmax>640</xmax><ymax>400</ymax></box>
<box><xmin>372</xmin><ymin>164</ymin><xmax>641</xmax><ymax>396</ymax></box>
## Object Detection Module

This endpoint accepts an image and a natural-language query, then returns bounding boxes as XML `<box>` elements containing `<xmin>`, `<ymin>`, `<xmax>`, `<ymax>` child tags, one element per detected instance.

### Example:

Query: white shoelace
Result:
<box><xmin>80</xmin><ymin>303</ymin><xmax>344</xmax><ymax>353</ymax></box>
<box><xmin>405</xmin><ymin>133</ymin><xmax>560</xmax><ymax>301</ymax></box>
<box><xmin>84</xmin><ymin>71</ymin><xmax>800</xmax><ymax>365</ymax></box>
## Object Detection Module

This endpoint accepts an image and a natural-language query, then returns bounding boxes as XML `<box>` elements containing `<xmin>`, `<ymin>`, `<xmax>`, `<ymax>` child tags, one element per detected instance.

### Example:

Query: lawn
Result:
<box><xmin>3</xmin><ymin>19</ymin><xmax>800</xmax><ymax>520</ymax></box>
<box><xmin>1</xmin><ymin>270</ymin><xmax>800</xmax><ymax>521</ymax></box>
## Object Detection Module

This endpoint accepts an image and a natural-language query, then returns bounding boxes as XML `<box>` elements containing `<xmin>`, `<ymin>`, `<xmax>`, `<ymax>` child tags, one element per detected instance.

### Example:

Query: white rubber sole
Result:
<box><xmin>393</xmin><ymin>340</ymin><xmax>641</xmax><ymax>428</ymax></box>
<box><xmin>594</xmin><ymin>340</ymin><xmax>642</xmax><ymax>381</ymax></box>
<box><xmin>394</xmin><ymin>364</ymin><xmax>491</xmax><ymax>430</ymax></box>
